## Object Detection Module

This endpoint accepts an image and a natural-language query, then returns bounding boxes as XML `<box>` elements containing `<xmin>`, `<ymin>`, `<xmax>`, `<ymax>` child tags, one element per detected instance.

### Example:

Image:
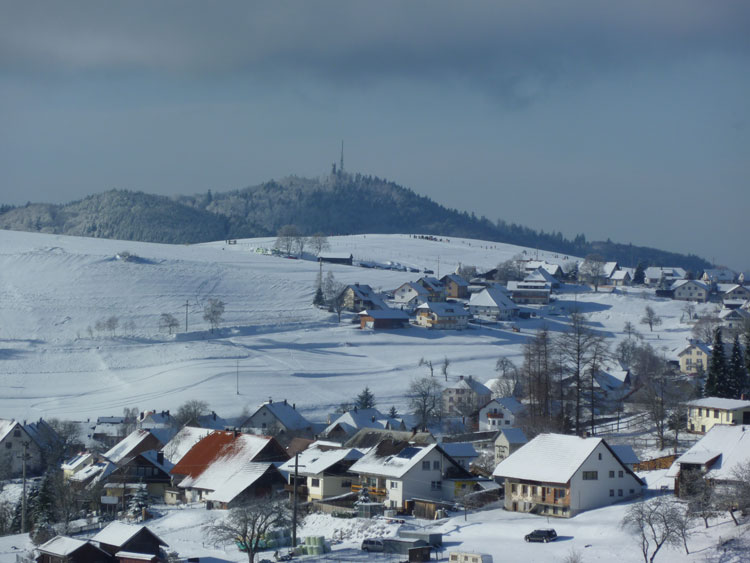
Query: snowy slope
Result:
<box><xmin>0</xmin><ymin>230</ymin><xmax>710</xmax><ymax>423</ymax></box>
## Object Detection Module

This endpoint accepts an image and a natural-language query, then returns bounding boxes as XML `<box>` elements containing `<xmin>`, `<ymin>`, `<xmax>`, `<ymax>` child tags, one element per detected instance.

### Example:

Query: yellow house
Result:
<box><xmin>685</xmin><ymin>397</ymin><xmax>750</xmax><ymax>434</ymax></box>
<box><xmin>677</xmin><ymin>340</ymin><xmax>711</xmax><ymax>375</ymax></box>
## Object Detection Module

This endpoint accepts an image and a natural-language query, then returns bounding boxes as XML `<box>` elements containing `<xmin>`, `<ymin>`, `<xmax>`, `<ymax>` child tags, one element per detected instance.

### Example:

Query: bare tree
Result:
<box><xmin>274</xmin><ymin>224</ymin><xmax>300</xmax><ymax>255</ymax></box>
<box><xmin>204</xmin><ymin>496</ymin><xmax>293</xmax><ymax>563</ymax></box>
<box><xmin>681</xmin><ymin>302</ymin><xmax>696</xmax><ymax>323</ymax></box>
<box><xmin>419</xmin><ymin>357</ymin><xmax>435</xmax><ymax>378</ymax></box>
<box><xmin>309</xmin><ymin>232</ymin><xmax>330</xmax><ymax>256</ymax></box>
<box><xmin>173</xmin><ymin>400</ymin><xmax>209</xmax><ymax>428</ymax></box>
<box><xmin>203</xmin><ymin>298</ymin><xmax>225</xmax><ymax>332</ymax></box>
<box><xmin>556</xmin><ymin>312</ymin><xmax>598</xmax><ymax>435</ymax></box>
<box><xmin>493</xmin><ymin>255</ymin><xmax>526</xmax><ymax>283</ymax></box>
<box><xmin>622</xmin><ymin>497</ymin><xmax>684</xmax><ymax>563</ymax></box>
<box><xmin>623</xmin><ymin>321</ymin><xmax>641</xmax><ymax>341</ymax></box>
<box><xmin>641</xmin><ymin>306</ymin><xmax>662</xmax><ymax>332</ymax></box>
<box><xmin>492</xmin><ymin>357</ymin><xmax>520</xmax><ymax>398</ymax></box>
<box><xmin>729</xmin><ymin>459</ymin><xmax>750</xmax><ymax>518</ymax></box>
<box><xmin>692</xmin><ymin>314</ymin><xmax>721</xmax><ymax>343</ymax></box>
<box><xmin>294</xmin><ymin>234</ymin><xmax>308</xmax><ymax>257</ymax></box>
<box><xmin>408</xmin><ymin>377</ymin><xmax>443</xmax><ymax>429</ymax></box>
<box><xmin>159</xmin><ymin>313</ymin><xmax>179</xmax><ymax>334</ymax></box>
<box><xmin>441</xmin><ymin>357</ymin><xmax>451</xmax><ymax>382</ymax></box>
<box><xmin>580</xmin><ymin>254</ymin><xmax>606</xmax><ymax>292</ymax></box>
<box><xmin>322</xmin><ymin>272</ymin><xmax>346</xmax><ymax>322</ymax></box>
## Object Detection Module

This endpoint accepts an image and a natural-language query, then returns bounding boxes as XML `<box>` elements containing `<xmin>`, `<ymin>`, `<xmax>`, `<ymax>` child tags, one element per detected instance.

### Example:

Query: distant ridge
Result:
<box><xmin>0</xmin><ymin>172</ymin><xmax>711</xmax><ymax>272</ymax></box>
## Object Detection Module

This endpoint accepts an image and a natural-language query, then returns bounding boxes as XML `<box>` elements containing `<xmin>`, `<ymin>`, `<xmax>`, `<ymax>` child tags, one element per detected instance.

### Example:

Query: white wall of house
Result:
<box><xmin>568</xmin><ymin>442</ymin><xmax>641</xmax><ymax>514</ymax></box>
<box><xmin>673</xmin><ymin>282</ymin><xmax>708</xmax><ymax>302</ymax></box>
<box><xmin>305</xmin><ymin>473</ymin><xmax>354</xmax><ymax>501</ymax></box>
<box><xmin>478</xmin><ymin>402</ymin><xmax>518</xmax><ymax>431</ymax></box>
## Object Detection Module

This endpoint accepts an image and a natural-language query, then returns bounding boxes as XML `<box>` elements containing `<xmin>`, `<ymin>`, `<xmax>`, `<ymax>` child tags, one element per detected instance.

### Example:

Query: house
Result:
<box><xmin>62</xmin><ymin>452</ymin><xmax>97</xmax><ymax>480</ymax></box>
<box><xmin>505</xmin><ymin>281</ymin><xmax>550</xmax><ymax>305</ymax></box>
<box><xmin>169</xmin><ymin>430</ymin><xmax>288</xmax><ymax>507</ymax></box>
<box><xmin>0</xmin><ymin>419</ymin><xmax>44</xmax><ymax>476</ymax></box>
<box><xmin>718</xmin><ymin>307</ymin><xmax>750</xmax><ymax>333</ymax></box>
<box><xmin>36</xmin><ymin>536</ymin><xmax>112</xmax><ymax>563</ymax></box>
<box><xmin>467</xmin><ymin>287</ymin><xmax>519</xmax><ymax>320</ymax></box>
<box><xmin>24</xmin><ymin>419</ymin><xmax>63</xmax><ymax>466</ymax></box>
<box><xmin>610</xmin><ymin>269</ymin><xmax>632</xmax><ymax>286</ymax></box>
<box><xmin>279</xmin><ymin>443</ymin><xmax>364</xmax><ymax>501</ymax></box>
<box><xmin>524</xmin><ymin>268</ymin><xmax>560</xmax><ymax>289</ymax></box>
<box><xmin>416</xmin><ymin>276</ymin><xmax>446</xmax><ymax>301</ymax></box>
<box><xmin>494</xmin><ymin>428</ymin><xmax>528</xmax><ymax>466</ymax></box>
<box><xmin>318</xmin><ymin>253</ymin><xmax>353</xmax><ymax>265</ymax></box>
<box><xmin>591</xmin><ymin>362</ymin><xmax>632</xmax><ymax>400</ymax></box>
<box><xmin>677</xmin><ymin>340</ymin><xmax>712</xmax><ymax>375</ymax></box>
<box><xmin>671</xmin><ymin>280</ymin><xmax>709</xmax><ymax>302</ymax></box>
<box><xmin>415</xmin><ymin>302</ymin><xmax>469</xmax><ymax>330</ymax></box>
<box><xmin>92</xmin><ymin>417</ymin><xmax>129</xmax><ymax>448</ymax></box>
<box><xmin>393</xmin><ymin>281</ymin><xmax>431</xmax><ymax>307</ymax></box>
<box><xmin>91</xmin><ymin>522</ymin><xmax>167</xmax><ymax>559</ymax></box>
<box><xmin>719</xmin><ymin>284</ymin><xmax>750</xmax><ymax>304</ymax></box>
<box><xmin>443</xmin><ymin>376</ymin><xmax>493</xmax><ymax>417</ymax></box>
<box><xmin>672</xmin><ymin>424</ymin><xmax>750</xmax><ymax>498</ymax></box>
<box><xmin>358</xmin><ymin>308</ymin><xmax>410</xmax><ymax>330</ymax></box>
<box><xmin>103</xmin><ymin>430</ymin><xmax>164</xmax><ymax>466</ymax></box>
<box><xmin>442</xmin><ymin>431</ymin><xmax>500</xmax><ymax>453</ymax></box>
<box><xmin>644</xmin><ymin>267</ymin><xmax>687</xmax><ymax>287</ymax></box>
<box><xmin>348</xmin><ymin>440</ymin><xmax>474</xmax><ymax>509</ymax></box>
<box><xmin>240</xmin><ymin>398</ymin><xmax>312</xmax><ymax>437</ymax></box>
<box><xmin>344</xmin><ymin>428</ymin><xmax>436</xmax><ymax>449</ymax></box>
<box><xmin>492</xmin><ymin>433</ymin><xmax>644</xmax><ymax>517</ymax></box>
<box><xmin>440</xmin><ymin>274</ymin><xmax>470</xmax><ymax>299</ymax></box>
<box><xmin>685</xmin><ymin>397</ymin><xmax>750</xmax><ymax>434</ymax></box>
<box><xmin>339</xmin><ymin>283</ymin><xmax>387</xmax><ymax>312</ymax></box>
<box><xmin>438</xmin><ymin>442</ymin><xmax>479</xmax><ymax>470</ymax></box>
<box><xmin>478</xmin><ymin>397</ymin><xmax>525</xmax><ymax>431</ymax></box>
<box><xmin>701</xmin><ymin>268</ymin><xmax>736</xmax><ymax>285</ymax></box>
<box><xmin>448</xmin><ymin>553</ymin><xmax>493</xmax><ymax>563</ymax></box>
<box><xmin>322</xmin><ymin>408</ymin><xmax>405</xmax><ymax>442</ymax></box>
<box><xmin>103</xmin><ymin>450</ymin><xmax>174</xmax><ymax>504</ymax></box>
<box><xmin>609</xmin><ymin>445</ymin><xmax>640</xmax><ymax>470</ymax></box>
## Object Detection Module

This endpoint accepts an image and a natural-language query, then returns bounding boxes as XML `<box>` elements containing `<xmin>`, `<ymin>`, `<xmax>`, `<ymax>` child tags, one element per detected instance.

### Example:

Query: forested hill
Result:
<box><xmin>0</xmin><ymin>173</ymin><xmax>711</xmax><ymax>272</ymax></box>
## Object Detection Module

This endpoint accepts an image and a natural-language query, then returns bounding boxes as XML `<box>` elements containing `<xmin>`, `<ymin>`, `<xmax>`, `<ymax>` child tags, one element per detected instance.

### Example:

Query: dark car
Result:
<box><xmin>524</xmin><ymin>529</ymin><xmax>557</xmax><ymax>543</ymax></box>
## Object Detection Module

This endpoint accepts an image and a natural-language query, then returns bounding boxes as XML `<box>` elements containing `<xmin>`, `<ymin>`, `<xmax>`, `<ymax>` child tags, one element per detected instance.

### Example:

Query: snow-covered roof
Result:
<box><xmin>441</xmin><ymin>273</ymin><xmax>469</xmax><ymax>287</ymax></box>
<box><xmin>418</xmin><ymin>276</ymin><xmax>444</xmax><ymax>292</ymax></box>
<box><xmin>162</xmin><ymin>426</ymin><xmax>213</xmax><ymax>464</ymax></box>
<box><xmin>677</xmin><ymin>340</ymin><xmax>712</xmax><ymax>357</ymax></box>
<box><xmin>610</xmin><ymin>269</ymin><xmax>632</xmax><ymax>281</ymax></box>
<box><xmin>449</xmin><ymin>377</ymin><xmax>491</xmax><ymax>396</ymax></box>
<box><xmin>645</xmin><ymin>267</ymin><xmax>687</xmax><ymax>280</ymax></box>
<box><xmin>468</xmin><ymin>287</ymin><xmax>517</xmax><ymax>310</ymax></box>
<box><xmin>671</xmin><ymin>279</ymin><xmax>709</xmax><ymax>291</ymax></box>
<box><xmin>70</xmin><ymin>460</ymin><xmax>116</xmax><ymax>484</ymax></box>
<box><xmin>250</xmin><ymin>401</ymin><xmax>311</xmax><ymax>431</ymax></box>
<box><xmin>62</xmin><ymin>452</ymin><xmax>94</xmax><ymax>472</ymax></box>
<box><xmin>103</xmin><ymin>429</ymin><xmax>159</xmax><ymax>464</ymax></box>
<box><xmin>702</xmin><ymin>269</ymin><xmax>735</xmax><ymax>282</ymax></box>
<box><xmin>92</xmin><ymin>521</ymin><xmax>165</xmax><ymax>548</ymax></box>
<box><xmin>324</xmin><ymin>408</ymin><xmax>403</xmax><ymax>437</ymax></box>
<box><xmin>0</xmin><ymin>419</ymin><xmax>20</xmax><ymax>443</ymax></box>
<box><xmin>416</xmin><ymin>302</ymin><xmax>468</xmax><ymax>317</ymax></box>
<box><xmin>115</xmin><ymin>552</ymin><xmax>157</xmax><ymax>561</ymax></box>
<box><xmin>38</xmin><ymin>536</ymin><xmax>95</xmax><ymax>556</ymax></box>
<box><xmin>439</xmin><ymin>442</ymin><xmax>478</xmax><ymax>459</ymax></box>
<box><xmin>675</xmin><ymin>425</ymin><xmax>750</xmax><ymax>480</ymax></box>
<box><xmin>396</xmin><ymin>281</ymin><xmax>430</xmax><ymax>295</ymax></box>
<box><xmin>203</xmin><ymin>462</ymin><xmax>277</xmax><ymax>503</ymax></box>
<box><xmin>493</xmin><ymin>434</ymin><xmax>606</xmax><ymax>484</ymax></box>
<box><xmin>350</xmin><ymin>442</ymin><xmax>441</xmax><ymax>479</ymax></box>
<box><xmin>484</xmin><ymin>397</ymin><xmax>525</xmax><ymax>414</ymax></box>
<box><xmin>717</xmin><ymin>283</ymin><xmax>742</xmax><ymax>294</ymax></box>
<box><xmin>279</xmin><ymin>445</ymin><xmax>363</xmax><ymax>476</ymax></box>
<box><xmin>506</xmin><ymin>281</ymin><xmax>550</xmax><ymax>292</ymax></box>
<box><xmin>602</xmin><ymin>262</ymin><xmax>619</xmax><ymax>278</ymax></box>
<box><xmin>359</xmin><ymin>308</ymin><xmax>409</xmax><ymax>320</ymax></box>
<box><xmin>719</xmin><ymin>308</ymin><xmax>750</xmax><ymax>320</ymax></box>
<box><xmin>685</xmin><ymin>397</ymin><xmax>750</xmax><ymax>410</ymax></box>
<box><xmin>610</xmin><ymin>445</ymin><xmax>639</xmax><ymax>466</ymax></box>
<box><xmin>524</xmin><ymin>268</ymin><xmax>557</xmax><ymax>285</ymax></box>
<box><xmin>497</xmin><ymin>427</ymin><xmax>528</xmax><ymax>445</ymax></box>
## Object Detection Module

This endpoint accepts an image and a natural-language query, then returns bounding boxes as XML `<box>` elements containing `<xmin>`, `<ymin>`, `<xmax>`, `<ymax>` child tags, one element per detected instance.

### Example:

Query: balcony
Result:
<box><xmin>284</xmin><ymin>483</ymin><xmax>308</xmax><ymax>496</ymax></box>
<box><xmin>351</xmin><ymin>483</ymin><xmax>387</xmax><ymax>497</ymax></box>
<box><xmin>530</xmin><ymin>494</ymin><xmax>570</xmax><ymax>507</ymax></box>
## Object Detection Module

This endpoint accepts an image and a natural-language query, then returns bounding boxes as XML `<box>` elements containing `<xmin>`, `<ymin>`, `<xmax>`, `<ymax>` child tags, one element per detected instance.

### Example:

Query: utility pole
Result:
<box><xmin>19</xmin><ymin>440</ymin><xmax>29</xmax><ymax>534</ymax></box>
<box><xmin>184</xmin><ymin>300</ymin><xmax>189</xmax><ymax>332</ymax></box>
<box><xmin>292</xmin><ymin>453</ymin><xmax>299</xmax><ymax>549</ymax></box>
<box><xmin>437</xmin><ymin>256</ymin><xmax>440</xmax><ymax>278</ymax></box>
<box><xmin>236</xmin><ymin>359</ymin><xmax>240</xmax><ymax>395</ymax></box>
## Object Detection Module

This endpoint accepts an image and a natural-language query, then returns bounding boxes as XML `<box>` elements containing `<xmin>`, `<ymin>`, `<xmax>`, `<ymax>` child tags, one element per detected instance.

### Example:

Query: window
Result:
<box><xmin>433</xmin><ymin>460</ymin><xmax>440</xmax><ymax>470</ymax></box>
<box><xmin>5</xmin><ymin>442</ymin><xmax>11</xmax><ymax>449</ymax></box>
<box><xmin>390</xmin><ymin>481</ymin><xmax>398</xmax><ymax>489</ymax></box>
<box><xmin>13</xmin><ymin>430</ymin><xmax>21</xmax><ymax>438</ymax></box>
<box><xmin>697</xmin><ymin>408</ymin><xmax>702</xmax><ymax>416</ymax></box>
<box><xmin>618</xmin><ymin>489</ymin><xmax>623</xmax><ymax>497</ymax></box>
<box><xmin>522</xmin><ymin>485</ymin><xmax>528</xmax><ymax>494</ymax></box>
<box><xmin>511</xmin><ymin>484</ymin><xmax>517</xmax><ymax>494</ymax></box>
<box><xmin>422</xmin><ymin>461</ymin><xmax>430</xmax><ymax>470</ymax></box>
<box><xmin>619</xmin><ymin>471</ymin><xmax>624</xmax><ymax>478</ymax></box>
<box><xmin>431</xmin><ymin>481</ymin><xmax>442</xmax><ymax>490</ymax></box>
<box><xmin>582</xmin><ymin>471</ymin><xmax>598</xmax><ymax>480</ymax></box>
<box><xmin>598</xmin><ymin>453</ymin><xmax>602</xmax><ymax>460</ymax></box>
<box><xmin>609</xmin><ymin>471</ymin><xmax>615</xmax><ymax>478</ymax></box>
<box><xmin>609</xmin><ymin>489</ymin><xmax>614</xmax><ymax>497</ymax></box>
<box><xmin>629</xmin><ymin>489</ymin><xmax>635</xmax><ymax>494</ymax></box>
<box><xmin>714</xmin><ymin>410</ymin><xmax>719</xmax><ymax>419</ymax></box>
<box><xmin>341</xmin><ymin>480</ymin><xmax>351</xmax><ymax>488</ymax></box>
<box><xmin>310</xmin><ymin>478</ymin><xmax>320</xmax><ymax>487</ymax></box>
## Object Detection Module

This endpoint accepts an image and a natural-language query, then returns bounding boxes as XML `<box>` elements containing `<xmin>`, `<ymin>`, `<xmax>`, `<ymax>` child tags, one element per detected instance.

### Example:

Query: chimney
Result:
<box><xmin>212</xmin><ymin>411</ymin><xmax>216</xmax><ymax>420</ymax></box>
<box><xmin>268</xmin><ymin>397</ymin><xmax>273</xmax><ymax>404</ymax></box>
<box><xmin>371</xmin><ymin>416</ymin><xmax>376</xmax><ymax>422</ymax></box>
<box><xmin>292</xmin><ymin>403</ymin><xmax>296</xmax><ymax>410</ymax></box>
<box><xmin>459</xmin><ymin>375</ymin><xmax>464</xmax><ymax>381</ymax></box>
<box><xmin>233</xmin><ymin>428</ymin><xmax>239</xmax><ymax>437</ymax></box>
<box><xmin>283</xmin><ymin>399</ymin><xmax>287</xmax><ymax>405</ymax></box>
<box><xmin>157</xmin><ymin>451</ymin><xmax>164</xmax><ymax>465</ymax></box>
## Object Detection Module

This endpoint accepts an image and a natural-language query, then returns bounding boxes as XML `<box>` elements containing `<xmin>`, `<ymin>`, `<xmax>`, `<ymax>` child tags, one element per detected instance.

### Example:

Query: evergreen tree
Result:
<box><xmin>744</xmin><ymin>324</ymin><xmax>750</xmax><ymax>393</ymax></box>
<box><xmin>30</xmin><ymin>473</ymin><xmax>55</xmax><ymax>531</ymax></box>
<box><xmin>128</xmin><ymin>483</ymin><xmax>150</xmax><ymax>519</ymax></box>
<box><xmin>727</xmin><ymin>335</ymin><xmax>746</xmax><ymax>400</ymax></box>
<box><xmin>354</xmin><ymin>387</ymin><xmax>376</xmax><ymax>410</ymax></box>
<box><xmin>313</xmin><ymin>286</ymin><xmax>325</xmax><ymax>307</ymax></box>
<box><xmin>705</xmin><ymin>328</ymin><xmax>727</xmax><ymax>397</ymax></box>
<box><xmin>388</xmin><ymin>406</ymin><xmax>398</xmax><ymax>418</ymax></box>
<box><xmin>633</xmin><ymin>262</ymin><xmax>646</xmax><ymax>285</ymax></box>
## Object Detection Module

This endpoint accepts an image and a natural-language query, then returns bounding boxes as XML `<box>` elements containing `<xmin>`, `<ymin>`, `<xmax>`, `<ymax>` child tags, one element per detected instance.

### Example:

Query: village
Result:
<box><xmin>0</xmin><ymin>232</ymin><xmax>749</xmax><ymax>563</ymax></box>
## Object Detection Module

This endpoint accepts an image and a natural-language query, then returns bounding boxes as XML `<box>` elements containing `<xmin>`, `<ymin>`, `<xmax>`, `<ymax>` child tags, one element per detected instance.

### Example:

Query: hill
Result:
<box><xmin>0</xmin><ymin>172</ymin><xmax>711</xmax><ymax>271</ymax></box>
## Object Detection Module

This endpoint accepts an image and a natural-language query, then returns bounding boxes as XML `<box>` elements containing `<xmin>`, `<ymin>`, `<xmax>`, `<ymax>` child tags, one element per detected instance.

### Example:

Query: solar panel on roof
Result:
<box><xmin>397</xmin><ymin>447</ymin><xmax>420</xmax><ymax>459</ymax></box>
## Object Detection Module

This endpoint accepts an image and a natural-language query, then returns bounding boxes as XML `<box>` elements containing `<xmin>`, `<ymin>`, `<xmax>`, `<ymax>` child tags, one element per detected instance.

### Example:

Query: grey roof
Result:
<box><xmin>497</xmin><ymin>427</ymin><xmax>528</xmax><ymax>445</ymax></box>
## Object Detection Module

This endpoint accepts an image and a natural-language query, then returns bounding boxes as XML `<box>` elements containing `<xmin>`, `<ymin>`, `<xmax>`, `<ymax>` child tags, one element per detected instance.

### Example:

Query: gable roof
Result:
<box><xmin>171</xmin><ymin>430</ymin><xmax>287</xmax><ymax>481</ymax></box>
<box><xmin>162</xmin><ymin>426</ymin><xmax>213</xmax><ymax>464</ymax></box>
<box><xmin>492</xmin><ymin>433</ymin><xmax>637</xmax><ymax>485</ymax></box>
<box><xmin>441</xmin><ymin>273</ymin><xmax>469</xmax><ymax>287</ymax></box>
<box><xmin>203</xmin><ymin>462</ymin><xmax>280</xmax><ymax>504</ymax></box>
<box><xmin>685</xmin><ymin>397</ymin><xmax>750</xmax><ymax>410</ymax></box>
<box><xmin>350</xmin><ymin>441</ymin><xmax>468</xmax><ymax>479</ymax></box>
<box><xmin>671</xmin><ymin>279</ymin><xmax>709</xmax><ymax>291</ymax></box>
<box><xmin>497</xmin><ymin>427</ymin><xmax>528</xmax><ymax>445</ymax></box>
<box><xmin>644</xmin><ymin>266</ymin><xmax>687</xmax><ymax>280</ymax></box>
<box><xmin>418</xmin><ymin>276</ymin><xmax>444</xmax><ymax>292</ymax></box>
<box><xmin>103</xmin><ymin>429</ymin><xmax>162</xmax><ymax>465</ymax></box>
<box><xmin>448</xmin><ymin>376</ymin><xmax>491</xmax><ymax>396</ymax></box>
<box><xmin>439</xmin><ymin>442</ymin><xmax>478</xmax><ymax>459</ymax></box>
<box><xmin>38</xmin><ymin>536</ymin><xmax>110</xmax><ymax>558</ymax></box>
<box><xmin>359</xmin><ymin>308</ymin><xmax>409</xmax><ymax>320</ymax></box>
<box><xmin>675</xmin><ymin>425</ymin><xmax>750</xmax><ymax>480</ymax></box>
<box><xmin>279</xmin><ymin>444</ymin><xmax>364</xmax><ymax>476</ymax></box>
<box><xmin>324</xmin><ymin>408</ymin><xmax>404</xmax><ymax>437</ymax></box>
<box><xmin>395</xmin><ymin>281</ymin><xmax>430</xmax><ymax>296</ymax></box>
<box><xmin>610</xmin><ymin>444</ymin><xmax>640</xmax><ymax>465</ymax></box>
<box><xmin>344</xmin><ymin>428</ymin><xmax>436</xmax><ymax>449</ymax></box>
<box><xmin>484</xmin><ymin>397</ymin><xmax>525</xmax><ymax>414</ymax></box>
<box><xmin>245</xmin><ymin>401</ymin><xmax>311</xmax><ymax>431</ymax></box>
<box><xmin>24</xmin><ymin>419</ymin><xmax>61</xmax><ymax>451</ymax></box>
<box><xmin>0</xmin><ymin>419</ymin><xmax>22</xmax><ymax>443</ymax></box>
<box><xmin>468</xmin><ymin>287</ymin><xmax>517</xmax><ymax>310</ymax></box>
<box><xmin>92</xmin><ymin>522</ymin><xmax>167</xmax><ymax>548</ymax></box>
<box><xmin>677</xmin><ymin>340</ymin><xmax>712</xmax><ymax>357</ymax></box>
<box><xmin>416</xmin><ymin>302</ymin><xmax>468</xmax><ymax>317</ymax></box>
<box><xmin>343</xmin><ymin>283</ymin><xmax>388</xmax><ymax>310</ymax></box>
<box><xmin>610</xmin><ymin>269</ymin><xmax>632</xmax><ymax>281</ymax></box>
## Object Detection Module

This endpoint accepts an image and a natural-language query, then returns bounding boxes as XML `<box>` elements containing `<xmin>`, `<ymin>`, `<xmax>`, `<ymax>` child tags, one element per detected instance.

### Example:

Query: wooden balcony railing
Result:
<box><xmin>351</xmin><ymin>483</ymin><xmax>387</xmax><ymax>497</ymax></box>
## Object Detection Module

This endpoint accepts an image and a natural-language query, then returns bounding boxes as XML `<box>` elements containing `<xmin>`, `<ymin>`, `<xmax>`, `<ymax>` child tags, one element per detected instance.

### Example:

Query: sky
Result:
<box><xmin>1</xmin><ymin>1</ymin><xmax>749</xmax><ymax>270</ymax></box>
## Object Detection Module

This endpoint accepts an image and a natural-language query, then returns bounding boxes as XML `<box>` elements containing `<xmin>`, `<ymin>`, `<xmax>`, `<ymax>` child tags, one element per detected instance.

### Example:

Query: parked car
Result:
<box><xmin>361</xmin><ymin>538</ymin><xmax>385</xmax><ymax>552</ymax></box>
<box><xmin>524</xmin><ymin>529</ymin><xmax>557</xmax><ymax>543</ymax></box>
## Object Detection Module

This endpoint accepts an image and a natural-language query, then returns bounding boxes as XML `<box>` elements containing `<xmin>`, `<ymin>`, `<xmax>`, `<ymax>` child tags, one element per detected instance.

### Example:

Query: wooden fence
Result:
<box><xmin>633</xmin><ymin>454</ymin><xmax>677</xmax><ymax>472</ymax></box>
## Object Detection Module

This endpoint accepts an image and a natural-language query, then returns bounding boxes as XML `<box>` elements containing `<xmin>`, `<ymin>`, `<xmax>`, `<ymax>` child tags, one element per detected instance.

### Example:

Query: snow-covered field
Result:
<box><xmin>3</xmin><ymin>228</ymin><xmax>743</xmax><ymax>563</ymax></box>
<box><xmin>0</xmin><ymin>229</ymin><xmax>714</xmax><ymax>423</ymax></box>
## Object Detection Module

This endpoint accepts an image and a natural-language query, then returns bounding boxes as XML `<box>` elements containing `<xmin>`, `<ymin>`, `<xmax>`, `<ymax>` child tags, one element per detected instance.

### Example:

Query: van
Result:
<box><xmin>361</xmin><ymin>538</ymin><xmax>385</xmax><ymax>552</ymax></box>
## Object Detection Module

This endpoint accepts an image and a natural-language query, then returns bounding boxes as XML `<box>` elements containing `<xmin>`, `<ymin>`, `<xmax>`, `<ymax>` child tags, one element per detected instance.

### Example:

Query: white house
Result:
<box><xmin>443</xmin><ymin>376</ymin><xmax>493</xmax><ymax>416</ymax></box>
<box><xmin>0</xmin><ymin>419</ymin><xmax>44</xmax><ymax>476</ymax></box>
<box><xmin>524</xmin><ymin>268</ymin><xmax>560</xmax><ymax>289</ymax></box>
<box><xmin>393</xmin><ymin>282</ymin><xmax>431</xmax><ymax>308</ymax></box>
<box><xmin>322</xmin><ymin>408</ymin><xmax>405</xmax><ymax>442</ymax></box>
<box><xmin>240</xmin><ymin>398</ymin><xmax>312</xmax><ymax>436</ymax></box>
<box><xmin>505</xmin><ymin>281</ymin><xmax>551</xmax><ymax>305</ymax></box>
<box><xmin>478</xmin><ymin>397</ymin><xmax>526</xmax><ymax>431</ymax></box>
<box><xmin>494</xmin><ymin>428</ymin><xmax>528</xmax><ymax>466</ymax></box>
<box><xmin>718</xmin><ymin>307</ymin><xmax>750</xmax><ymax>333</ymax></box>
<box><xmin>645</xmin><ymin>267</ymin><xmax>687</xmax><ymax>287</ymax></box>
<box><xmin>685</xmin><ymin>397</ymin><xmax>750</xmax><ymax>434</ymax></box>
<box><xmin>415</xmin><ymin>302</ymin><xmax>469</xmax><ymax>330</ymax></box>
<box><xmin>279</xmin><ymin>444</ymin><xmax>364</xmax><ymax>502</ymax></box>
<box><xmin>493</xmin><ymin>433</ymin><xmax>644</xmax><ymax>517</ymax></box>
<box><xmin>468</xmin><ymin>287</ymin><xmax>519</xmax><ymax>320</ymax></box>
<box><xmin>671</xmin><ymin>280</ymin><xmax>710</xmax><ymax>302</ymax></box>
<box><xmin>348</xmin><ymin>441</ymin><xmax>474</xmax><ymax>509</ymax></box>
